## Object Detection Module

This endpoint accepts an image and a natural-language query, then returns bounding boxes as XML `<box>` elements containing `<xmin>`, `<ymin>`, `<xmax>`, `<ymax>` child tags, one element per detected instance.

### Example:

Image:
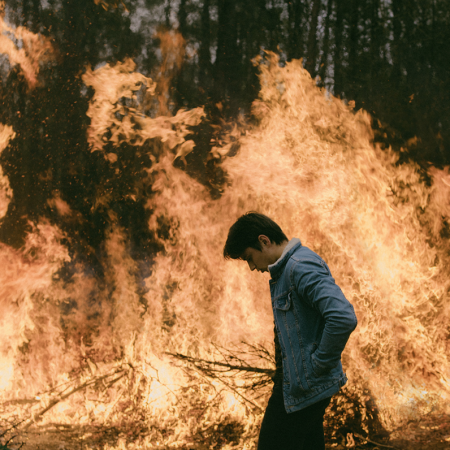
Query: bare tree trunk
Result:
<box><xmin>318</xmin><ymin>0</ymin><xmax>333</xmax><ymax>87</ymax></box>
<box><xmin>430</xmin><ymin>0</ymin><xmax>435</xmax><ymax>80</ymax></box>
<box><xmin>286</xmin><ymin>0</ymin><xmax>305</xmax><ymax>60</ymax></box>
<box><xmin>369</xmin><ymin>0</ymin><xmax>381</xmax><ymax>102</ymax></box>
<box><xmin>215</xmin><ymin>0</ymin><xmax>240</xmax><ymax>105</ymax></box>
<box><xmin>334</xmin><ymin>0</ymin><xmax>344</xmax><ymax>97</ymax></box>
<box><xmin>347</xmin><ymin>0</ymin><xmax>359</xmax><ymax>99</ymax></box>
<box><xmin>165</xmin><ymin>0</ymin><xmax>171</xmax><ymax>29</ymax></box>
<box><xmin>370</xmin><ymin>0</ymin><xmax>381</xmax><ymax>59</ymax></box>
<box><xmin>391</xmin><ymin>0</ymin><xmax>402</xmax><ymax>77</ymax></box>
<box><xmin>178</xmin><ymin>0</ymin><xmax>187</xmax><ymax>36</ymax></box>
<box><xmin>199</xmin><ymin>0</ymin><xmax>211</xmax><ymax>91</ymax></box>
<box><xmin>305</xmin><ymin>0</ymin><xmax>322</xmax><ymax>76</ymax></box>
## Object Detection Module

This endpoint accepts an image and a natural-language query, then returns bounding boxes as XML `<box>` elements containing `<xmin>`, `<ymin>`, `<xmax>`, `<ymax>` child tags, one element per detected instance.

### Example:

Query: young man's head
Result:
<box><xmin>223</xmin><ymin>212</ymin><xmax>288</xmax><ymax>272</ymax></box>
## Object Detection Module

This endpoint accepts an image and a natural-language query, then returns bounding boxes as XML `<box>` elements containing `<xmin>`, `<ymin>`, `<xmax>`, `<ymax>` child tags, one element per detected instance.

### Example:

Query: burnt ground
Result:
<box><xmin>385</xmin><ymin>413</ymin><xmax>450</xmax><ymax>450</ymax></box>
<box><xmin>321</xmin><ymin>412</ymin><xmax>450</xmax><ymax>449</ymax></box>
<box><xmin>1</xmin><ymin>414</ymin><xmax>450</xmax><ymax>449</ymax></box>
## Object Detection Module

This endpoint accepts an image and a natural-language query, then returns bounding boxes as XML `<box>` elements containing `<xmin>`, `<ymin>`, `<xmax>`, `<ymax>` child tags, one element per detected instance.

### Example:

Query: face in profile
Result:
<box><xmin>241</xmin><ymin>235</ymin><xmax>278</xmax><ymax>273</ymax></box>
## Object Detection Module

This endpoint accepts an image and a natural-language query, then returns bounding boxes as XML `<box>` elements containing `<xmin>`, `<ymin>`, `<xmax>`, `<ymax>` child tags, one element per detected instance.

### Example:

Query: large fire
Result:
<box><xmin>1</xmin><ymin>20</ymin><xmax>450</xmax><ymax>450</ymax></box>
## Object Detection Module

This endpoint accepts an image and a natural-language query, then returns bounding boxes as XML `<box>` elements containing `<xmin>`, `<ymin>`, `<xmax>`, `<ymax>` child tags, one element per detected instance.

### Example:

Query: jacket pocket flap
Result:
<box><xmin>274</xmin><ymin>292</ymin><xmax>292</xmax><ymax>311</ymax></box>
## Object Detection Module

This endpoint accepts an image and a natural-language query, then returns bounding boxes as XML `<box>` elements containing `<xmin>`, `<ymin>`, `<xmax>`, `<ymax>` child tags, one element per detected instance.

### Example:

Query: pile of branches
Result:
<box><xmin>169</xmin><ymin>342</ymin><xmax>394</xmax><ymax>449</ymax></box>
<box><xmin>0</xmin><ymin>363</ymin><xmax>133</xmax><ymax>449</ymax></box>
<box><xmin>0</xmin><ymin>343</ymin><xmax>395</xmax><ymax>449</ymax></box>
<box><xmin>167</xmin><ymin>342</ymin><xmax>275</xmax><ymax>413</ymax></box>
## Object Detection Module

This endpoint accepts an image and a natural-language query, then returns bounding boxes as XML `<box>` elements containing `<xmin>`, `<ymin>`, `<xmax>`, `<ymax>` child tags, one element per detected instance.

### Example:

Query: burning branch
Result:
<box><xmin>166</xmin><ymin>341</ymin><xmax>275</xmax><ymax>389</ymax></box>
<box><xmin>168</xmin><ymin>352</ymin><xmax>267</xmax><ymax>412</ymax></box>
<box><xmin>354</xmin><ymin>432</ymin><xmax>399</xmax><ymax>449</ymax></box>
<box><xmin>167</xmin><ymin>352</ymin><xmax>274</xmax><ymax>376</ymax></box>
<box><xmin>0</xmin><ymin>420</ymin><xmax>25</xmax><ymax>449</ymax></box>
<box><xmin>166</xmin><ymin>342</ymin><xmax>276</xmax><ymax>413</ymax></box>
<box><xmin>21</xmin><ymin>365</ymin><xmax>131</xmax><ymax>429</ymax></box>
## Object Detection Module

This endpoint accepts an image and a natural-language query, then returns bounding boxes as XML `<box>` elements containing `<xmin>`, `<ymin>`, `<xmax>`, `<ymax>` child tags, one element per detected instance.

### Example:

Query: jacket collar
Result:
<box><xmin>268</xmin><ymin>238</ymin><xmax>302</xmax><ymax>281</ymax></box>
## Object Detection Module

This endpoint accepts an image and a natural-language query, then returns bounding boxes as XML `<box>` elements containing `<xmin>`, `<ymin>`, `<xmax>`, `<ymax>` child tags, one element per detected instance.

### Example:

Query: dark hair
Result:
<box><xmin>223</xmin><ymin>212</ymin><xmax>288</xmax><ymax>259</ymax></box>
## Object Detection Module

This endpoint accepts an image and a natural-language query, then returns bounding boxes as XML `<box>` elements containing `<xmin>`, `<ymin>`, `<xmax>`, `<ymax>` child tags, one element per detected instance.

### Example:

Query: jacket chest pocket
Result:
<box><xmin>274</xmin><ymin>291</ymin><xmax>292</xmax><ymax>311</ymax></box>
<box><xmin>274</xmin><ymin>292</ymin><xmax>297</xmax><ymax>333</ymax></box>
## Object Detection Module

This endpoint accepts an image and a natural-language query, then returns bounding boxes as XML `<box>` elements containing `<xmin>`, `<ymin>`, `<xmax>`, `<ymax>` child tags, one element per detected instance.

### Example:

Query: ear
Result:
<box><xmin>258</xmin><ymin>235</ymin><xmax>271</xmax><ymax>246</ymax></box>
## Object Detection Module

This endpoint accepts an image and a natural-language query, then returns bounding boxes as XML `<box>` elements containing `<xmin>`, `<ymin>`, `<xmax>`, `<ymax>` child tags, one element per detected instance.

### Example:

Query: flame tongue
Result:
<box><xmin>0</xmin><ymin>124</ymin><xmax>14</xmax><ymax>220</ymax></box>
<box><xmin>0</xmin><ymin>13</ymin><xmax>54</xmax><ymax>88</ymax></box>
<box><xmin>0</xmin><ymin>34</ymin><xmax>449</xmax><ymax>447</ymax></box>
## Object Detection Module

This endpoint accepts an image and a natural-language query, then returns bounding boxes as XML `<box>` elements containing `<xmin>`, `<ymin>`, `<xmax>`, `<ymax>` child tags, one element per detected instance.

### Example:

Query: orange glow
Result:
<box><xmin>0</xmin><ymin>31</ymin><xmax>449</xmax><ymax>448</ymax></box>
<box><xmin>0</xmin><ymin>8</ymin><xmax>54</xmax><ymax>88</ymax></box>
<box><xmin>0</xmin><ymin>124</ymin><xmax>14</xmax><ymax>219</ymax></box>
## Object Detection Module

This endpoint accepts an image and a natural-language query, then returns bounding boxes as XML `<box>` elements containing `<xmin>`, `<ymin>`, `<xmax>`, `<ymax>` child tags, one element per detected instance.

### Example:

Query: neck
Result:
<box><xmin>272</xmin><ymin>239</ymin><xmax>289</xmax><ymax>262</ymax></box>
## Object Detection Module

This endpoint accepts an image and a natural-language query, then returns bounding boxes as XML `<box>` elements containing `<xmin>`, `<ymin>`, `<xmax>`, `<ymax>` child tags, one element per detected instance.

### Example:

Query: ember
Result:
<box><xmin>0</xmin><ymin>15</ymin><xmax>450</xmax><ymax>450</ymax></box>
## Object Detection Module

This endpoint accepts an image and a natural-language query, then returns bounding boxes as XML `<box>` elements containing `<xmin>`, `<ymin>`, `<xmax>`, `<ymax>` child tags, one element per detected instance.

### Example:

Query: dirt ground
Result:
<box><xmin>2</xmin><ymin>414</ymin><xmax>450</xmax><ymax>450</ymax></box>
<box><xmin>385</xmin><ymin>412</ymin><xmax>450</xmax><ymax>450</ymax></box>
<box><xmin>321</xmin><ymin>410</ymin><xmax>450</xmax><ymax>449</ymax></box>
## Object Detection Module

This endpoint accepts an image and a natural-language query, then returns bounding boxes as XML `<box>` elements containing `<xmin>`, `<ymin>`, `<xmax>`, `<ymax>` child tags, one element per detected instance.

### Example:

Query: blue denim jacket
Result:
<box><xmin>268</xmin><ymin>238</ymin><xmax>357</xmax><ymax>413</ymax></box>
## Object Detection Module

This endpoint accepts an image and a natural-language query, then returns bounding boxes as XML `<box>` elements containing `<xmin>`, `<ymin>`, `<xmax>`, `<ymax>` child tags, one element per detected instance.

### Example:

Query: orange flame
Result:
<box><xmin>0</xmin><ymin>34</ymin><xmax>449</xmax><ymax>448</ymax></box>
<box><xmin>153</xmin><ymin>30</ymin><xmax>186</xmax><ymax>116</ymax></box>
<box><xmin>0</xmin><ymin>123</ymin><xmax>14</xmax><ymax>220</ymax></box>
<box><xmin>0</xmin><ymin>10</ymin><xmax>54</xmax><ymax>88</ymax></box>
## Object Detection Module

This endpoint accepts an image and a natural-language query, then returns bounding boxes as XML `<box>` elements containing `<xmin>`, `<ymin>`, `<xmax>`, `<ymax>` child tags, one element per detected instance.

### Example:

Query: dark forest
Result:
<box><xmin>1</xmin><ymin>0</ymin><xmax>449</xmax><ymax>260</ymax></box>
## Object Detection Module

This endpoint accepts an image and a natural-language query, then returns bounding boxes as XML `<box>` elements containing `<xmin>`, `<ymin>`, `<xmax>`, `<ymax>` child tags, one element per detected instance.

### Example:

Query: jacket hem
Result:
<box><xmin>284</xmin><ymin>379</ymin><xmax>343</xmax><ymax>413</ymax></box>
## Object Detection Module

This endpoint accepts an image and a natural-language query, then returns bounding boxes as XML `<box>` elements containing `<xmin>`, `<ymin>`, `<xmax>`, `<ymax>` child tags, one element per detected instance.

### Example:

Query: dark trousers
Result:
<box><xmin>257</xmin><ymin>386</ymin><xmax>331</xmax><ymax>450</ymax></box>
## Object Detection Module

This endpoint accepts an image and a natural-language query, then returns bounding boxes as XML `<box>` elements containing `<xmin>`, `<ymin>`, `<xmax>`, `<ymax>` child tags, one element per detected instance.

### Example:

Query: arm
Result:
<box><xmin>293</xmin><ymin>257</ymin><xmax>357</xmax><ymax>375</ymax></box>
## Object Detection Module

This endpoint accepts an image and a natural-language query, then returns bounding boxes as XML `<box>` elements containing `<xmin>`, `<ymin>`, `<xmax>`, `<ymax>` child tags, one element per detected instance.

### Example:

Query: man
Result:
<box><xmin>223</xmin><ymin>212</ymin><xmax>357</xmax><ymax>450</ymax></box>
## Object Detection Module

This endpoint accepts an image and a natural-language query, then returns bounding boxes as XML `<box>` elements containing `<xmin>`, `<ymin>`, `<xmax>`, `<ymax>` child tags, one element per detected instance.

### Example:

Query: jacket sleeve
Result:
<box><xmin>292</xmin><ymin>256</ymin><xmax>357</xmax><ymax>375</ymax></box>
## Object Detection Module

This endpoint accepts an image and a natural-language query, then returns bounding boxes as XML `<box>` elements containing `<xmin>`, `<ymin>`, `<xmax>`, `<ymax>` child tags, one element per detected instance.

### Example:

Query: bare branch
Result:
<box><xmin>166</xmin><ymin>352</ymin><xmax>274</xmax><ymax>376</ymax></box>
<box><xmin>22</xmin><ymin>368</ymin><xmax>128</xmax><ymax>429</ymax></box>
<box><xmin>354</xmin><ymin>433</ymin><xmax>399</xmax><ymax>449</ymax></box>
